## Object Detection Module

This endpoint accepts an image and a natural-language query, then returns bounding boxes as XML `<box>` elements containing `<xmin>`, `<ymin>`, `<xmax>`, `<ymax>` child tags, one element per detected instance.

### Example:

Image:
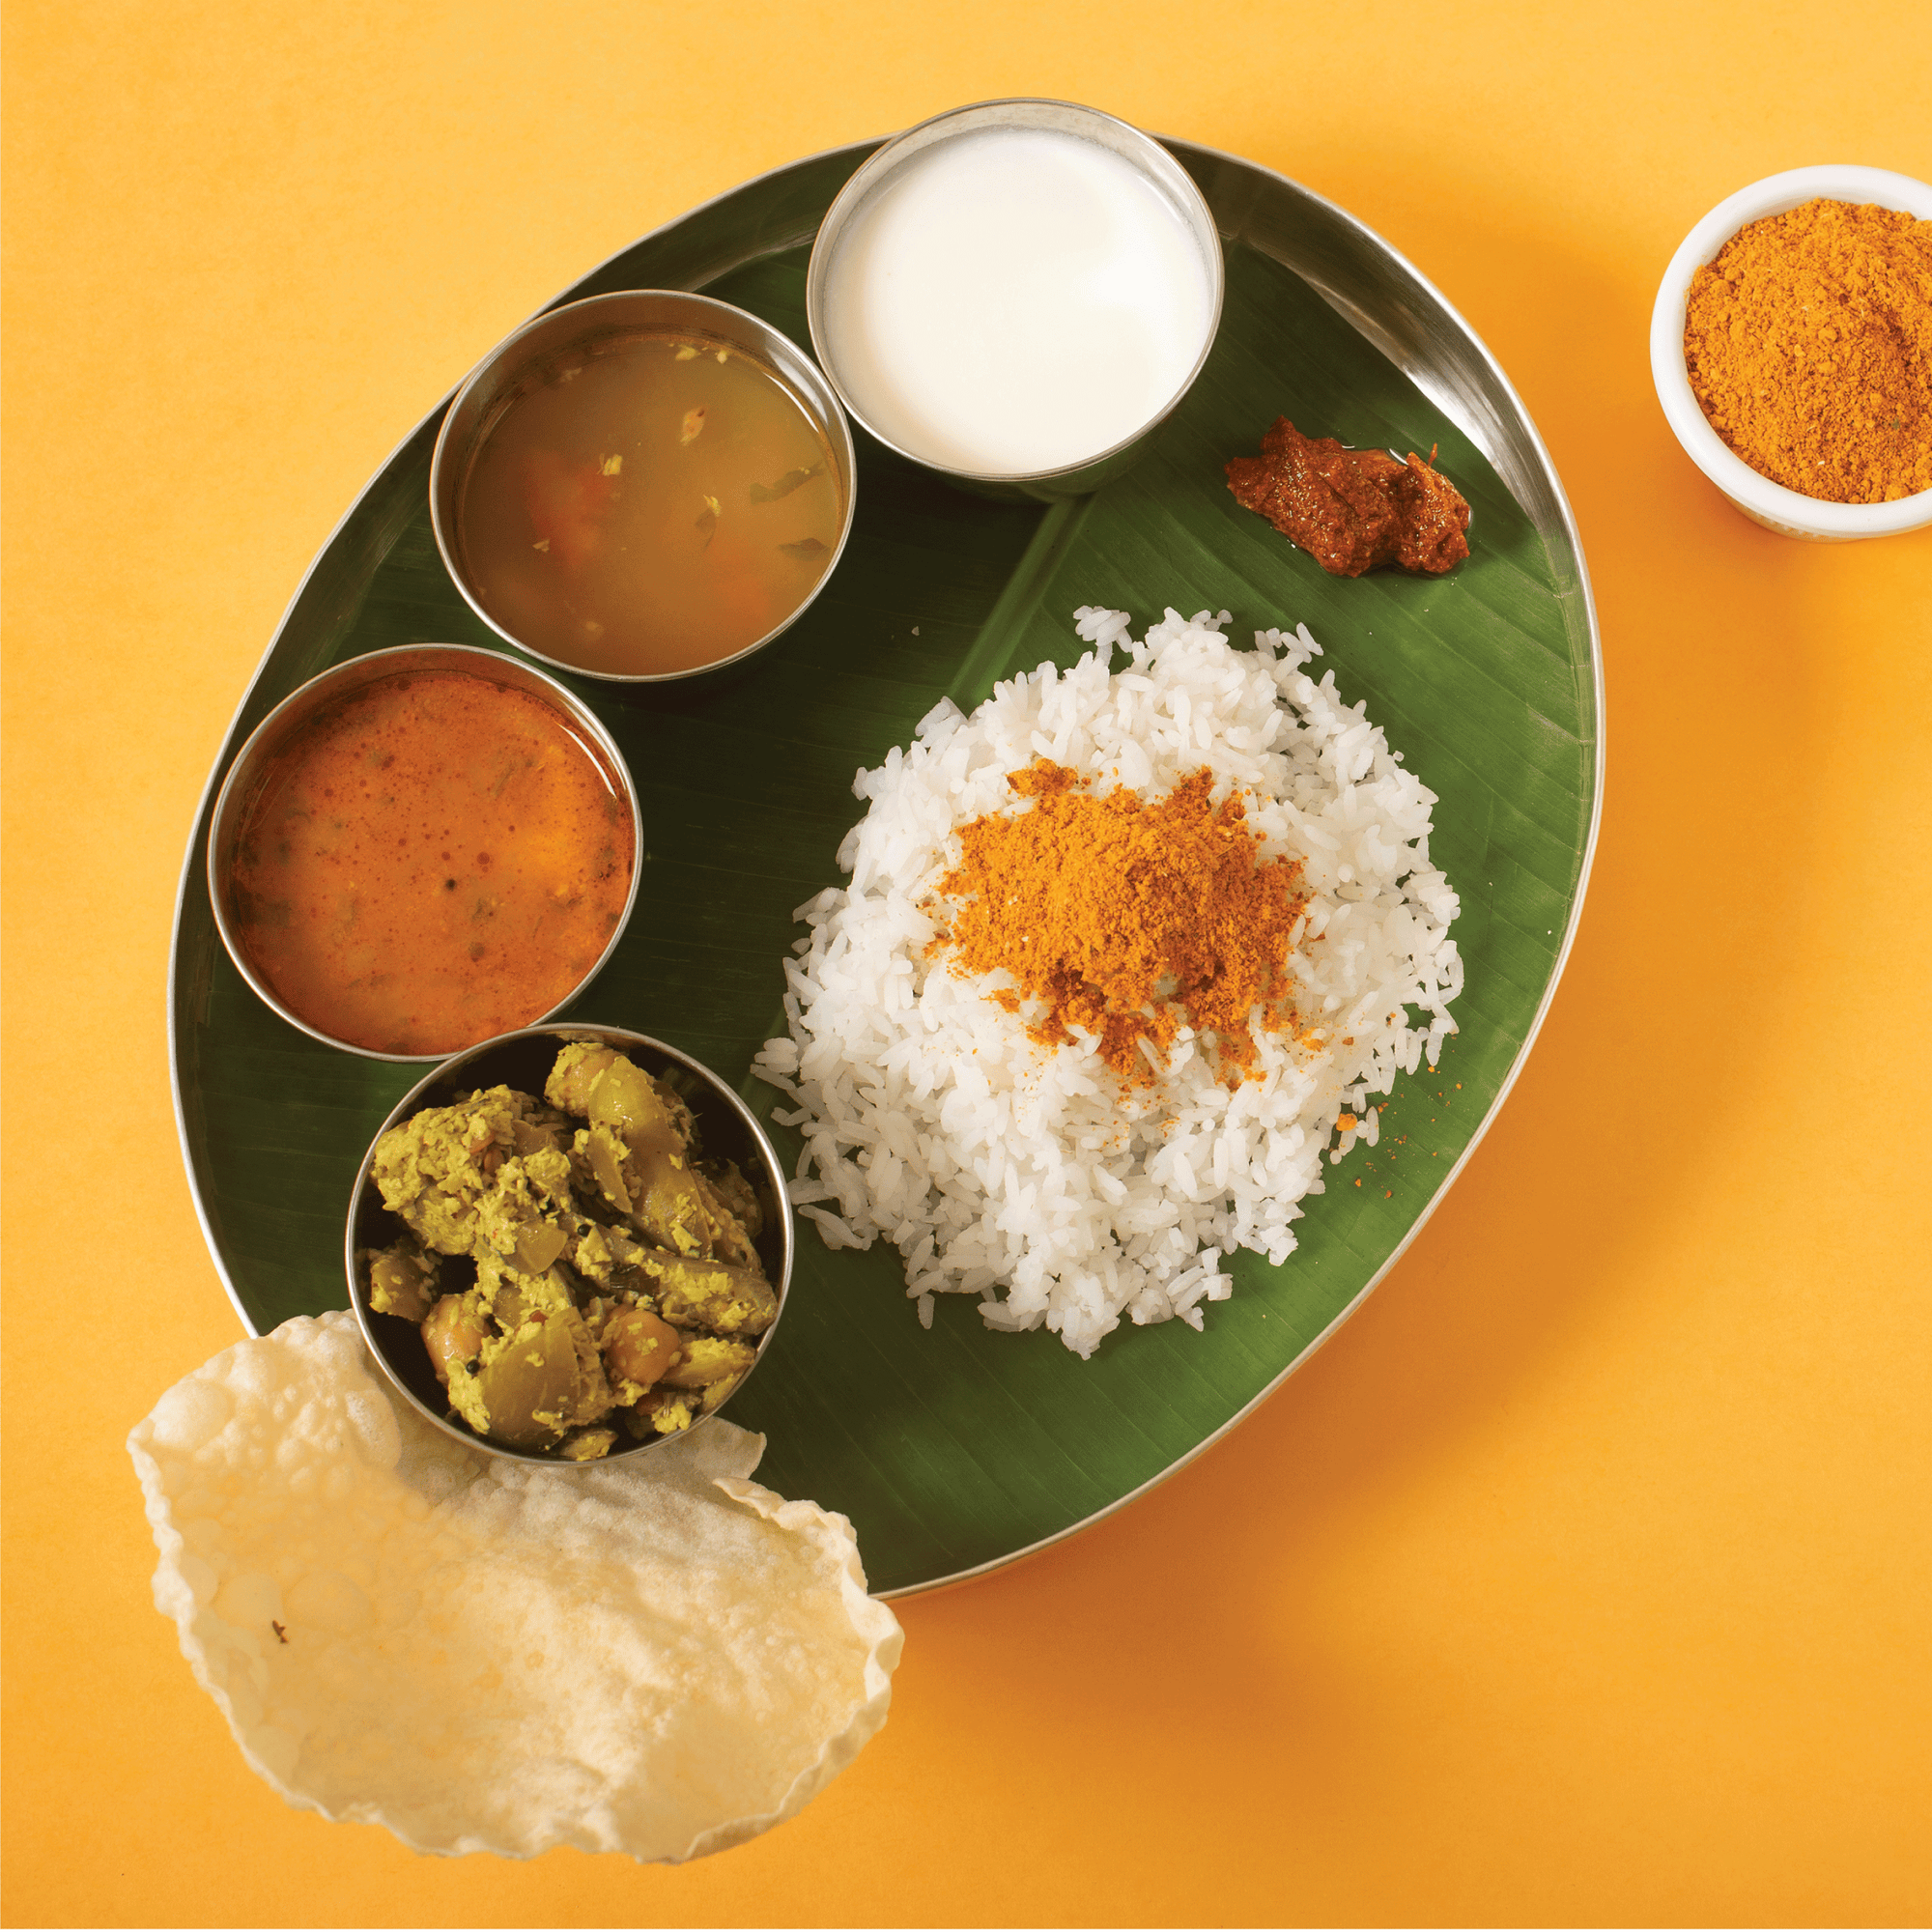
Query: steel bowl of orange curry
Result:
<box><xmin>207</xmin><ymin>643</ymin><xmax>640</xmax><ymax>1060</ymax></box>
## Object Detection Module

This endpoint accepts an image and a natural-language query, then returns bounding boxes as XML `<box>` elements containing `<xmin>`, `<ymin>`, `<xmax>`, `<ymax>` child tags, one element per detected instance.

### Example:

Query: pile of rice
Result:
<box><xmin>753</xmin><ymin>607</ymin><xmax>1463</xmax><ymax>1358</ymax></box>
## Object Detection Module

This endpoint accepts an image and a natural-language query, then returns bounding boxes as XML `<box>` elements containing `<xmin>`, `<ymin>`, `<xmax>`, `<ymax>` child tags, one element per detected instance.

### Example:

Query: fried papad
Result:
<box><xmin>128</xmin><ymin>1312</ymin><xmax>901</xmax><ymax>1861</ymax></box>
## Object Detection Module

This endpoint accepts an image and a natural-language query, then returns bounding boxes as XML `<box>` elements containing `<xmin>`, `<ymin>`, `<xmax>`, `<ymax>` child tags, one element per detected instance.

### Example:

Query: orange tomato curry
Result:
<box><xmin>228</xmin><ymin>669</ymin><xmax>634</xmax><ymax>1055</ymax></box>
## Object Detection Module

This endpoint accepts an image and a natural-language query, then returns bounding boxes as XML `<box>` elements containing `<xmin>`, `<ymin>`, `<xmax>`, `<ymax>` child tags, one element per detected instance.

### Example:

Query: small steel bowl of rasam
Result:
<box><xmin>346</xmin><ymin>1023</ymin><xmax>794</xmax><ymax>1465</ymax></box>
<box><xmin>208</xmin><ymin>643</ymin><xmax>639</xmax><ymax>1061</ymax></box>
<box><xmin>431</xmin><ymin>291</ymin><xmax>858</xmax><ymax>682</ymax></box>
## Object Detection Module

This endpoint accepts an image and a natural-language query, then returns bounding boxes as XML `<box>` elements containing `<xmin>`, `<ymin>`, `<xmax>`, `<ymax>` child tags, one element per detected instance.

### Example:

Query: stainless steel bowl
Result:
<box><xmin>430</xmin><ymin>290</ymin><xmax>858</xmax><ymax>681</ymax></box>
<box><xmin>806</xmin><ymin>98</ymin><xmax>1225</xmax><ymax>502</ymax></box>
<box><xmin>345</xmin><ymin>1022</ymin><xmax>794</xmax><ymax>1465</ymax></box>
<box><xmin>207</xmin><ymin>643</ymin><xmax>640</xmax><ymax>1062</ymax></box>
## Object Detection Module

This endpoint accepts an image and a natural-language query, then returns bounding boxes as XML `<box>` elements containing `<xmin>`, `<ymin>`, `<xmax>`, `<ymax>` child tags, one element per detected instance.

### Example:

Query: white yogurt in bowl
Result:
<box><xmin>808</xmin><ymin>100</ymin><xmax>1224</xmax><ymax>498</ymax></box>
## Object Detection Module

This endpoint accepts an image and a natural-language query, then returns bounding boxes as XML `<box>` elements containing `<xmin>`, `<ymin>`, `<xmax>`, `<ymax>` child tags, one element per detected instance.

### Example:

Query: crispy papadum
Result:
<box><xmin>128</xmin><ymin>1312</ymin><xmax>901</xmax><ymax>1861</ymax></box>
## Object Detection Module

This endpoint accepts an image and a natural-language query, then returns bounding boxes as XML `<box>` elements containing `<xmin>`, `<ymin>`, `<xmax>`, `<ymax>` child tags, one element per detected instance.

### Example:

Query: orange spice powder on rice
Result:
<box><xmin>928</xmin><ymin>758</ymin><xmax>1309</xmax><ymax>1087</ymax></box>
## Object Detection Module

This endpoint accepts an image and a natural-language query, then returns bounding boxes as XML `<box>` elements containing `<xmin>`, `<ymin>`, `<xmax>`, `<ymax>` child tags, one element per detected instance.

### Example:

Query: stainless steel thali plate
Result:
<box><xmin>171</xmin><ymin>137</ymin><xmax>1602</xmax><ymax>1597</ymax></box>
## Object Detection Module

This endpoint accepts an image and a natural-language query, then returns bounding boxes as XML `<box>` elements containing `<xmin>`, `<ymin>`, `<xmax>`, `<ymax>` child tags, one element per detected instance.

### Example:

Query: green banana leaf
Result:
<box><xmin>171</xmin><ymin>140</ymin><xmax>1601</xmax><ymax>1595</ymax></box>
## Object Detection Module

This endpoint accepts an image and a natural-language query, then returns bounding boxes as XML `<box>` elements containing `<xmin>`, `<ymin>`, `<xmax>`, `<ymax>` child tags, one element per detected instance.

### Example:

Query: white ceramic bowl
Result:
<box><xmin>1650</xmin><ymin>164</ymin><xmax>1932</xmax><ymax>540</ymax></box>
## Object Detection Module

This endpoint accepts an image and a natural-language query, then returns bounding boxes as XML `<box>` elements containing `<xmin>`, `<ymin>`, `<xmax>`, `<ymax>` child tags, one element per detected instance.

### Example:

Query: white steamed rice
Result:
<box><xmin>752</xmin><ymin>606</ymin><xmax>1463</xmax><ymax>1358</ymax></box>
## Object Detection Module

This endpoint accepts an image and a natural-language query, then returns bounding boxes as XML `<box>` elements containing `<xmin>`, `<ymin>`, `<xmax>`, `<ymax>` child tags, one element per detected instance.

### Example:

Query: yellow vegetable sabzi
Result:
<box><xmin>359</xmin><ymin>1042</ymin><xmax>776</xmax><ymax>1460</ymax></box>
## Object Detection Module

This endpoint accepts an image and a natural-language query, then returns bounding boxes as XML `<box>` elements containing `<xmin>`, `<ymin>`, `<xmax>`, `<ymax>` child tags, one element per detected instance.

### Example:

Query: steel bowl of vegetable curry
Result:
<box><xmin>347</xmin><ymin>1024</ymin><xmax>793</xmax><ymax>1463</ymax></box>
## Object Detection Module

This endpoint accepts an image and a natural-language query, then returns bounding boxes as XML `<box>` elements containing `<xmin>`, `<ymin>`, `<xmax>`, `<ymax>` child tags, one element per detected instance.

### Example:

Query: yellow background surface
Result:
<box><xmin>4</xmin><ymin>1</ymin><xmax>1929</xmax><ymax>1924</ymax></box>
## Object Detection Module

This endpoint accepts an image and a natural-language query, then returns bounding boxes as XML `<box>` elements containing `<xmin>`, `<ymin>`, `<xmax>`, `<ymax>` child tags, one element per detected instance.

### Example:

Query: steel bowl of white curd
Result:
<box><xmin>806</xmin><ymin>99</ymin><xmax>1225</xmax><ymax>502</ymax></box>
